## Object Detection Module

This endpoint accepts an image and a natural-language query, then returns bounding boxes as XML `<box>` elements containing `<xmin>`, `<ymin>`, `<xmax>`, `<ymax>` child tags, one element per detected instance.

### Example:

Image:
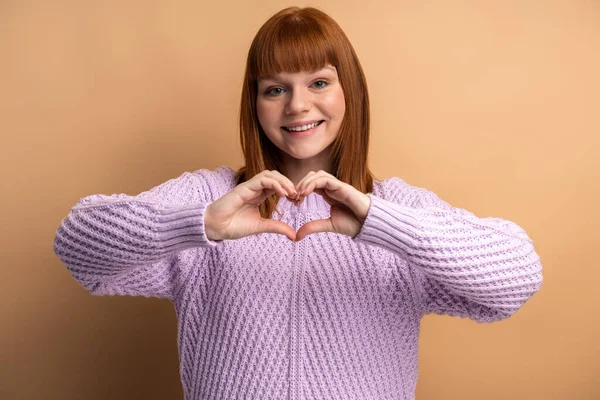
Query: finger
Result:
<box><xmin>270</xmin><ymin>170</ymin><xmax>298</xmax><ymax>196</ymax></box>
<box><xmin>241</xmin><ymin>178</ymin><xmax>288</xmax><ymax>204</ymax></box>
<box><xmin>258</xmin><ymin>177</ymin><xmax>290</xmax><ymax>198</ymax></box>
<box><xmin>264</xmin><ymin>170</ymin><xmax>297</xmax><ymax>198</ymax></box>
<box><xmin>258</xmin><ymin>219</ymin><xmax>297</xmax><ymax>241</ymax></box>
<box><xmin>300</xmin><ymin>176</ymin><xmax>342</xmax><ymax>197</ymax></box>
<box><xmin>295</xmin><ymin>170</ymin><xmax>318</xmax><ymax>194</ymax></box>
<box><xmin>314</xmin><ymin>188</ymin><xmax>336</xmax><ymax>205</ymax></box>
<box><xmin>295</xmin><ymin>218</ymin><xmax>334</xmax><ymax>241</ymax></box>
<box><xmin>297</xmin><ymin>181</ymin><xmax>341</xmax><ymax>207</ymax></box>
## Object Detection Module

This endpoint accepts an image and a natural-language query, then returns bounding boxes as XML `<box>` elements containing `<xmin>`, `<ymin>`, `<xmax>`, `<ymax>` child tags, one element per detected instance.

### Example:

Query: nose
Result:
<box><xmin>285</xmin><ymin>87</ymin><xmax>311</xmax><ymax>115</ymax></box>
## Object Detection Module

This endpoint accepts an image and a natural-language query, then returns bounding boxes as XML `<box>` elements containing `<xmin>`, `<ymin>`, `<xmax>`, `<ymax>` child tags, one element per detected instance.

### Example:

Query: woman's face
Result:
<box><xmin>256</xmin><ymin>64</ymin><xmax>345</xmax><ymax>163</ymax></box>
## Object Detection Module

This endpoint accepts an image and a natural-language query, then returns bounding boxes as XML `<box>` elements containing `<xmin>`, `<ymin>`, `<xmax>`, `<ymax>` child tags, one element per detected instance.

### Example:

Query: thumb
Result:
<box><xmin>295</xmin><ymin>218</ymin><xmax>334</xmax><ymax>242</ymax></box>
<box><xmin>257</xmin><ymin>219</ymin><xmax>297</xmax><ymax>242</ymax></box>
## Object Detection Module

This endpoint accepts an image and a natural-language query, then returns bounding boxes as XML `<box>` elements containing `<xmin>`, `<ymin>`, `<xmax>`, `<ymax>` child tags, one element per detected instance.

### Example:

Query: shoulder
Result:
<box><xmin>140</xmin><ymin>165</ymin><xmax>236</xmax><ymax>204</ymax></box>
<box><xmin>72</xmin><ymin>166</ymin><xmax>238</xmax><ymax>209</ymax></box>
<box><xmin>189</xmin><ymin>165</ymin><xmax>237</xmax><ymax>200</ymax></box>
<box><xmin>373</xmin><ymin>176</ymin><xmax>449</xmax><ymax>209</ymax></box>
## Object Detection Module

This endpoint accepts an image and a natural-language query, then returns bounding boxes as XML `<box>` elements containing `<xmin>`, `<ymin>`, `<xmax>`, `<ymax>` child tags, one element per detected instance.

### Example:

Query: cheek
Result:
<box><xmin>322</xmin><ymin>90</ymin><xmax>346</xmax><ymax>118</ymax></box>
<box><xmin>256</xmin><ymin>100</ymin><xmax>266</xmax><ymax>124</ymax></box>
<box><xmin>256</xmin><ymin>100</ymin><xmax>278</xmax><ymax>126</ymax></box>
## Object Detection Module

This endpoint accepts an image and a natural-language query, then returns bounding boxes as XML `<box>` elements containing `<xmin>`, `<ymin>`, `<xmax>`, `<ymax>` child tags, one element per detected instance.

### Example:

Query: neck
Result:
<box><xmin>281</xmin><ymin>149</ymin><xmax>334</xmax><ymax>186</ymax></box>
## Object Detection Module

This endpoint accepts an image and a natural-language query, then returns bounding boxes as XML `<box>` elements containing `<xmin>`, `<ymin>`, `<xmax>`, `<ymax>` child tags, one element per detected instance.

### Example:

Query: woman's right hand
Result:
<box><xmin>204</xmin><ymin>170</ymin><xmax>300</xmax><ymax>242</ymax></box>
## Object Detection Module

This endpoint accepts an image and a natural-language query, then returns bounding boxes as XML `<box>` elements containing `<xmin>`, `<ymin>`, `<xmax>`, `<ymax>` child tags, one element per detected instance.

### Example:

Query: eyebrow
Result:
<box><xmin>310</xmin><ymin>65</ymin><xmax>336</xmax><ymax>73</ymax></box>
<box><xmin>259</xmin><ymin>66</ymin><xmax>336</xmax><ymax>82</ymax></box>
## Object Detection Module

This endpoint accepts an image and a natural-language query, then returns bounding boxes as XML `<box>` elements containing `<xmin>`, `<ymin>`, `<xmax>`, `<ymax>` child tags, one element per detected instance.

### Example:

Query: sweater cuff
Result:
<box><xmin>352</xmin><ymin>193</ymin><xmax>421</xmax><ymax>255</ymax></box>
<box><xmin>156</xmin><ymin>201</ymin><xmax>223</xmax><ymax>249</ymax></box>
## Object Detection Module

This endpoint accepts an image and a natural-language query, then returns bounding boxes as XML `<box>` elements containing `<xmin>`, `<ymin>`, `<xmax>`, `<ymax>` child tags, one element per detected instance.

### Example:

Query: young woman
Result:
<box><xmin>53</xmin><ymin>6</ymin><xmax>543</xmax><ymax>400</ymax></box>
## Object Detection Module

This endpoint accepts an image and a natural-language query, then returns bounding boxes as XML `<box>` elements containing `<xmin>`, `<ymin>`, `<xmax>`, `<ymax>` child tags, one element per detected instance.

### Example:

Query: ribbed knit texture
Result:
<box><xmin>53</xmin><ymin>165</ymin><xmax>543</xmax><ymax>400</ymax></box>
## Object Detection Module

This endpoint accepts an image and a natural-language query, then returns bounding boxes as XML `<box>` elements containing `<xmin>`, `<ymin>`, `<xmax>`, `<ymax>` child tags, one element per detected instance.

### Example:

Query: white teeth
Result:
<box><xmin>287</xmin><ymin>121</ymin><xmax>321</xmax><ymax>132</ymax></box>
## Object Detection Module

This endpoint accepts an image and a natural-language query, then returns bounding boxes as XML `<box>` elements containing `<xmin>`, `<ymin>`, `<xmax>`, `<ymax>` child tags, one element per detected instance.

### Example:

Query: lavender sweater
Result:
<box><xmin>53</xmin><ymin>166</ymin><xmax>543</xmax><ymax>400</ymax></box>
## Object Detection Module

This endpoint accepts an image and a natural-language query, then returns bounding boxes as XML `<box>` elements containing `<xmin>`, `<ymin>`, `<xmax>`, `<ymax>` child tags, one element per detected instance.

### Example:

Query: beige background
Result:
<box><xmin>1</xmin><ymin>0</ymin><xmax>599</xmax><ymax>399</ymax></box>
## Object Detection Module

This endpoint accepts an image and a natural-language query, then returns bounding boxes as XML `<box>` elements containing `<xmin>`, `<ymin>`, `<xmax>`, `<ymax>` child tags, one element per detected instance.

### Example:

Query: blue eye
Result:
<box><xmin>264</xmin><ymin>80</ymin><xmax>328</xmax><ymax>96</ymax></box>
<box><xmin>267</xmin><ymin>87</ymin><xmax>284</xmax><ymax>96</ymax></box>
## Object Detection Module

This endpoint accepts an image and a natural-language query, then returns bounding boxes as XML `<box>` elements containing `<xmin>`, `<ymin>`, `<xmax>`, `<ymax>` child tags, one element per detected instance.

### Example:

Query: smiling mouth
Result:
<box><xmin>281</xmin><ymin>120</ymin><xmax>324</xmax><ymax>132</ymax></box>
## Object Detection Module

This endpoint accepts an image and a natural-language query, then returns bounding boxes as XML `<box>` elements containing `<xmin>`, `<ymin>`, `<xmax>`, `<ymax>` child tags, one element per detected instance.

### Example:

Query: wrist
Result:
<box><xmin>358</xmin><ymin>193</ymin><xmax>371</xmax><ymax>224</ymax></box>
<box><xmin>204</xmin><ymin>204</ymin><xmax>221</xmax><ymax>241</ymax></box>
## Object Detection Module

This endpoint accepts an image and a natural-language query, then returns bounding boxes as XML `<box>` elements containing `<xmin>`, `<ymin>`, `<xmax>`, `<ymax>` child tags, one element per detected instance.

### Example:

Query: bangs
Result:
<box><xmin>249</xmin><ymin>19</ymin><xmax>338</xmax><ymax>80</ymax></box>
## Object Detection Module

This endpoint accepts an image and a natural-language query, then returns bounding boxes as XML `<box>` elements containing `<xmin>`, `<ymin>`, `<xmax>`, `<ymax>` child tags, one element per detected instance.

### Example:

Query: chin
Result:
<box><xmin>285</xmin><ymin>144</ymin><xmax>333</xmax><ymax>160</ymax></box>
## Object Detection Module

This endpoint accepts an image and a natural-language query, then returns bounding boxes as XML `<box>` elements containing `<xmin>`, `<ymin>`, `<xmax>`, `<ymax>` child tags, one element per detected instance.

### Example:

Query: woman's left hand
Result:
<box><xmin>292</xmin><ymin>170</ymin><xmax>371</xmax><ymax>242</ymax></box>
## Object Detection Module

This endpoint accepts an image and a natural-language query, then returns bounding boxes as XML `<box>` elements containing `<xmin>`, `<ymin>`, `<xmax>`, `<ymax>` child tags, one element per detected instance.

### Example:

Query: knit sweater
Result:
<box><xmin>53</xmin><ymin>165</ymin><xmax>543</xmax><ymax>400</ymax></box>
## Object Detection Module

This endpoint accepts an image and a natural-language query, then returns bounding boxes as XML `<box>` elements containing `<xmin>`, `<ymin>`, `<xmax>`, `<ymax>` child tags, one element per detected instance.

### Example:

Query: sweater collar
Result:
<box><xmin>275</xmin><ymin>179</ymin><xmax>383</xmax><ymax>215</ymax></box>
<box><xmin>276</xmin><ymin>191</ymin><xmax>330</xmax><ymax>214</ymax></box>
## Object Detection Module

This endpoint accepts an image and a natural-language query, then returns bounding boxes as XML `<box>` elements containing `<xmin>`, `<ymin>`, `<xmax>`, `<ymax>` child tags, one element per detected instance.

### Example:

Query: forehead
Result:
<box><xmin>258</xmin><ymin>65</ymin><xmax>337</xmax><ymax>82</ymax></box>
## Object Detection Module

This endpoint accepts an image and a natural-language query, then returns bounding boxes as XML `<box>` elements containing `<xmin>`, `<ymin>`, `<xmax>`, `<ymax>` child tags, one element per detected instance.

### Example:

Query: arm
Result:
<box><xmin>53</xmin><ymin>167</ymin><xmax>230</xmax><ymax>301</ymax></box>
<box><xmin>353</xmin><ymin>178</ymin><xmax>543</xmax><ymax>323</ymax></box>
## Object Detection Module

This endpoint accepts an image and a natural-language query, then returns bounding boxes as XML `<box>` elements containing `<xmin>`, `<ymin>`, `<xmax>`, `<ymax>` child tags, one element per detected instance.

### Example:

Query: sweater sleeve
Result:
<box><xmin>52</xmin><ymin>167</ymin><xmax>230</xmax><ymax>301</ymax></box>
<box><xmin>352</xmin><ymin>178</ymin><xmax>543</xmax><ymax>323</ymax></box>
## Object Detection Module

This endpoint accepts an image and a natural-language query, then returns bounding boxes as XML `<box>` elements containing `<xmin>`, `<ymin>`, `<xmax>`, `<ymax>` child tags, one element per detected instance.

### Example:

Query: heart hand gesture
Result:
<box><xmin>204</xmin><ymin>170</ymin><xmax>371</xmax><ymax>242</ymax></box>
<box><xmin>293</xmin><ymin>170</ymin><xmax>371</xmax><ymax>241</ymax></box>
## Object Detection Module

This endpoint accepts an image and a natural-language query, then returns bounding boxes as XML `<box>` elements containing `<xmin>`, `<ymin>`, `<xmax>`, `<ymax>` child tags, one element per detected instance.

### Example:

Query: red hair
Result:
<box><xmin>235</xmin><ymin>6</ymin><xmax>378</xmax><ymax>219</ymax></box>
